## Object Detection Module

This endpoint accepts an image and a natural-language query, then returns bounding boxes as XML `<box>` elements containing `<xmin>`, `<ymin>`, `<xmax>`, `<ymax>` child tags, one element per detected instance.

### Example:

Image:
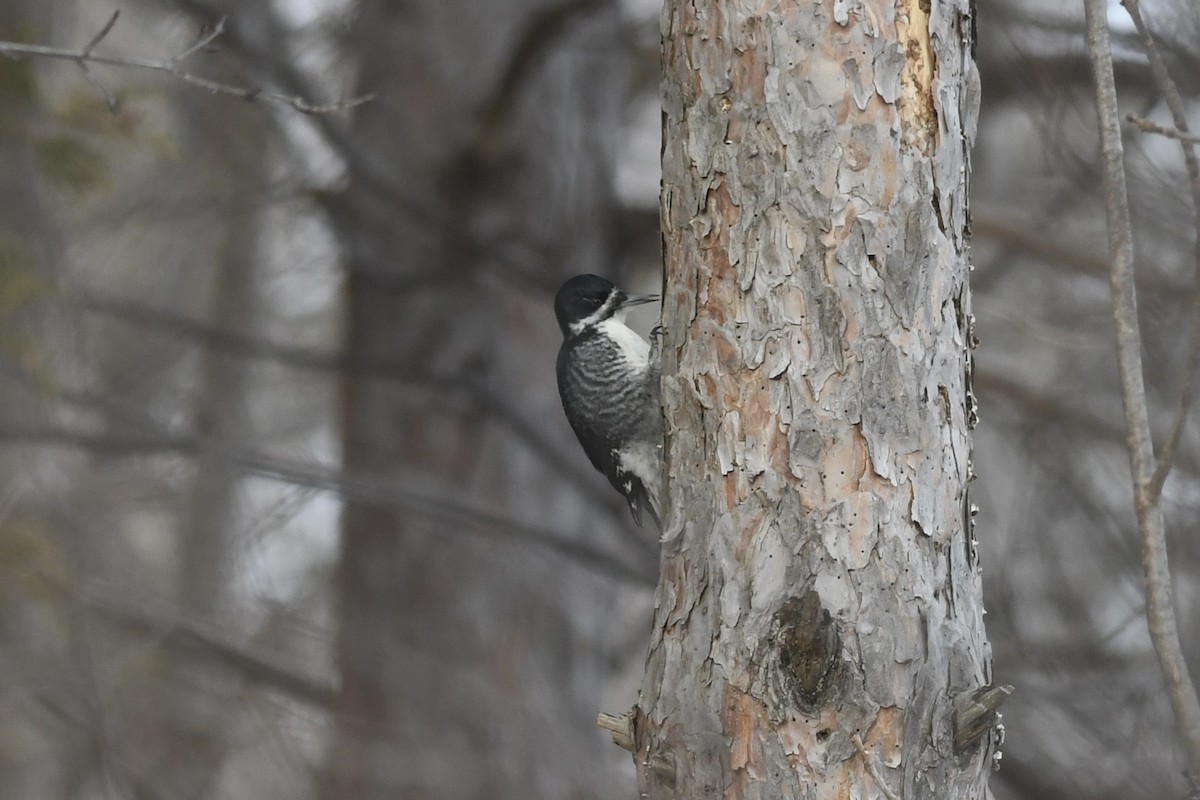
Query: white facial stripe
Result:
<box><xmin>568</xmin><ymin>290</ymin><xmax>619</xmax><ymax>336</ymax></box>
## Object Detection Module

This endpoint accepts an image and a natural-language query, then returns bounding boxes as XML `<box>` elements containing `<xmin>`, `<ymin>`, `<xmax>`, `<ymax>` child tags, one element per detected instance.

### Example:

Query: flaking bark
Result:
<box><xmin>637</xmin><ymin>1</ymin><xmax>995</xmax><ymax>797</ymax></box>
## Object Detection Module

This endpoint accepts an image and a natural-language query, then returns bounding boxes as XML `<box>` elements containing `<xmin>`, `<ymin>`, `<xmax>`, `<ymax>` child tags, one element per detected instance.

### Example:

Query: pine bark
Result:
<box><xmin>637</xmin><ymin>1</ymin><xmax>993</xmax><ymax>797</ymax></box>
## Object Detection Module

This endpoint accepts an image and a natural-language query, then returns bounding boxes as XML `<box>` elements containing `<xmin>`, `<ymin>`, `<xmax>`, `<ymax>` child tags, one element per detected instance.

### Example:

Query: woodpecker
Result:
<box><xmin>554</xmin><ymin>274</ymin><xmax>663</xmax><ymax>527</ymax></box>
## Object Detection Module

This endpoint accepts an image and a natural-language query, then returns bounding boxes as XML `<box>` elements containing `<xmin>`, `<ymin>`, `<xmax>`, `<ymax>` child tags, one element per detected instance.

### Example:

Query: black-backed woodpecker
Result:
<box><xmin>554</xmin><ymin>274</ymin><xmax>663</xmax><ymax>527</ymax></box>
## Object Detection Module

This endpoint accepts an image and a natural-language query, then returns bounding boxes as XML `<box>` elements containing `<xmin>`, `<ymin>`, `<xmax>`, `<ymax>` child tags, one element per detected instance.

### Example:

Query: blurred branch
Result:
<box><xmin>1119</xmin><ymin>0</ymin><xmax>1200</xmax><ymax>499</ymax></box>
<box><xmin>0</xmin><ymin>10</ymin><xmax>374</xmax><ymax>114</ymax></box>
<box><xmin>973</xmin><ymin>209</ymin><xmax>1191</xmax><ymax>298</ymax></box>
<box><xmin>61</xmin><ymin>511</ymin><xmax>127</xmax><ymax>797</ymax></box>
<box><xmin>85</xmin><ymin>588</ymin><xmax>338</xmax><ymax>709</ymax></box>
<box><xmin>0</xmin><ymin>423</ymin><xmax>655</xmax><ymax>586</ymax></box>
<box><xmin>982</xmin><ymin>5</ymin><xmax>1200</xmax><ymax>108</ymax></box>
<box><xmin>70</xmin><ymin>286</ymin><xmax>645</xmax><ymax>543</ymax></box>
<box><xmin>165</xmin><ymin>0</ymin><xmax>444</xmax><ymax>227</ymax></box>
<box><xmin>475</xmin><ymin>0</ymin><xmax>604</xmax><ymax>164</ymax></box>
<box><xmin>1085</xmin><ymin>0</ymin><xmax>1200</xmax><ymax>778</ymax></box>
<box><xmin>978</xmin><ymin>371</ymin><xmax>1200</xmax><ymax>474</ymax></box>
<box><xmin>33</xmin><ymin>694</ymin><xmax>176</xmax><ymax>800</ymax></box>
<box><xmin>156</xmin><ymin>1</ymin><xmax>619</xmax><ymax>294</ymax></box>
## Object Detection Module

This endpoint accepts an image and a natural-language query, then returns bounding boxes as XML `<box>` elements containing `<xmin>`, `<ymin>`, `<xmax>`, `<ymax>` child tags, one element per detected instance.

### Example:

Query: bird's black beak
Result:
<box><xmin>620</xmin><ymin>291</ymin><xmax>659</xmax><ymax>308</ymax></box>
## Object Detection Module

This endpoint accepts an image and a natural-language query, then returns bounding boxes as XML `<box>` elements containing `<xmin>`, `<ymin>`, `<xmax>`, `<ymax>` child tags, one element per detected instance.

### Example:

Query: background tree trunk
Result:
<box><xmin>161</xmin><ymin>29</ymin><xmax>272</xmax><ymax>793</ymax></box>
<box><xmin>0</xmin><ymin>3</ymin><xmax>71</xmax><ymax>797</ymax></box>
<box><xmin>637</xmin><ymin>1</ymin><xmax>993</xmax><ymax>797</ymax></box>
<box><xmin>323</xmin><ymin>2</ymin><xmax>645</xmax><ymax>798</ymax></box>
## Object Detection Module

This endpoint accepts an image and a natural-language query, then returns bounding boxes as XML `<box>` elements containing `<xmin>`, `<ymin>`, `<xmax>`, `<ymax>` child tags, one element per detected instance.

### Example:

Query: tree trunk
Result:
<box><xmin>636</xmin><ymin>1</ymin><xmax>995</xmax><ymax>797</ymax></box>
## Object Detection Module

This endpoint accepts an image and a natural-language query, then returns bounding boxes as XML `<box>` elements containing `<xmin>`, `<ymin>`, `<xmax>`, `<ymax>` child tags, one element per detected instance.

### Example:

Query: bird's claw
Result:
<box><xmin>649</xmin><ymin>325</ymin><xmax>666</xmax><ymax>362</ymax></box>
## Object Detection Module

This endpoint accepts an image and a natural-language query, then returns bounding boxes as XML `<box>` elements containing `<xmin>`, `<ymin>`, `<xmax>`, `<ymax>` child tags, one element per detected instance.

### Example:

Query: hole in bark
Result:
<box><xmin>816</xmin><ymin>729</ymin><xmax>831</xmax><ymax>742</ymax></box>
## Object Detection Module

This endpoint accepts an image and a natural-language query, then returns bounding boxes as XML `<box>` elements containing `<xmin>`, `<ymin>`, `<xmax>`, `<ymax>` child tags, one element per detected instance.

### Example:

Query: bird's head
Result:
<box><xmin>554</xmin><ymin>274</ymin><xmax>658</xmax><ymax>338</ymax></box>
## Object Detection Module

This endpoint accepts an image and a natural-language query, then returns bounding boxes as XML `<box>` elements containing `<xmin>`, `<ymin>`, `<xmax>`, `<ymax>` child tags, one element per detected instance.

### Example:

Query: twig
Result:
<box><xmin>170</xmin><ymin>15</ymin><xmax>227</xmax><ymax>65</ymax></box>
<box><xmin>76</xmin><ymin>9</ymin><xmax>123</xmax><ymax>111</ymax></box>
<box><xmin>851</xmin><ymin>733</ymin><xmax>899</xmax><ymax>800</ymax></box>
<box><xmin>167</xmin><ymin>0</ymin><xmax>441</xmax><ymax>228</ymax></box>
<box><xmin>1119</xmin><ymin>0</ymin><xmax>1200</xmax><ymax>499</ymax></box>
<box><xmin>81</xmin><ymin>10</ymin><xmax>121</xmax><ymax>57</ymax></box>
<box><xmin>0</xmin><ymin>13</ymin><xmax>372</xmax><ymax>115</ymax></box>
<box><xmin>1127</xmin><ymin>114</ymin><xmax>1200</xmax><ymax>145</ymax></box>
<box><xmin>1085</xmin><ymin>0</ymin><xmax>1200</xmax><ymax>779</ymax></box>
<box><xmin>76</xmin><ymin>60</ymin><xmax>119</xmax><ymax>112</ymax></box>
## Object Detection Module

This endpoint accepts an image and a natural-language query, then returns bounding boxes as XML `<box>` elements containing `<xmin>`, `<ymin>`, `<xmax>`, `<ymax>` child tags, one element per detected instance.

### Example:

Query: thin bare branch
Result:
<box><xmin>0</xmin><ymin>13</ymin><xmax>372</xmax><ymax>115</ymax></box>
<box><xmin>168</xmin><ymin>0</ymin><xmax>443</xmax><ymax>227</ymax></box>
<box><xmin>1119</xmin><ymin>0</ymin><xmax>1200</xmax><ymax>498</ymax></box>
<box><xmin>1127</xmin><ymin>114</ymin><xmax>1200</xmax><ymax>145</ymax></box>
<box><xmin>77</xmin><ymin>62</ymin><xmax>119</xmax><ymax>112</ymax></box>
<box><xmin>170</xmin><ymin>15</ymin><xmax>227</xmax><ymax>65</ymax></box>
<box><xmin>75</xmin><ymin>10</ymin><xmax>124</xmax><ymax>111</ymax></box>
<box><xmin>81</xmin><ymin>9</ymin><xmax>120</xmax><ymax>57</ymax></box>
<box><xmin>1085</xmin><ymin>0</ymin><xmax>1200</xmax><ymax>776</ymax></box>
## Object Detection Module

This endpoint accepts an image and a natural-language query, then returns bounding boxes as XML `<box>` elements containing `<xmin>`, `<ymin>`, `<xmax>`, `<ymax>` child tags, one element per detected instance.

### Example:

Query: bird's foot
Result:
<box><xmin>649</xmin><ymin>325</ymin><xmax>666</xmax><ymax>362</ymax></box>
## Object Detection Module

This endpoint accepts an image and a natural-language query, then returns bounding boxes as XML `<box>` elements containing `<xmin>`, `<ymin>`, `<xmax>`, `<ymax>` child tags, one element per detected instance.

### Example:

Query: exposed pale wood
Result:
<box><xmin>596</xmin><ymin>710</ymin><xmax>636</xmax><ymax>752</ymax></box>
<box><xmin>953</xmin><ymin>684</ymin><xmax>1014</xmax><ymax>753</ymax></box>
